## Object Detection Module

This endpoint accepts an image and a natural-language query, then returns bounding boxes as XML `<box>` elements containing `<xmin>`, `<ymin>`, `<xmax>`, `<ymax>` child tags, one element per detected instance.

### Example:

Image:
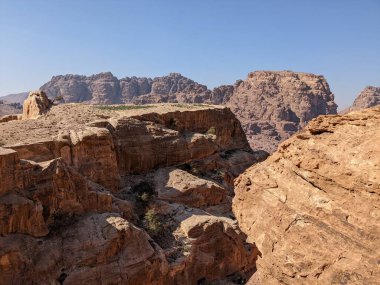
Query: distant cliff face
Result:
<box><xmin>226</xmin><ymin>71</ymin><xmax>337</xmax><ymax>152</ymax></box>
<box><xmin>40</xmin><ymin>72</ymin><xmax>211</xmax><ymax>105</ymax></box>
<box><xmin>349</xmin><ymin>86</ymin><xmax>380</xmax><ymax>112</ymax></box>
<box><xmin>39</xmin><ymin>71</ymin><xmax>337</xmax><ymax>152</ymax></box>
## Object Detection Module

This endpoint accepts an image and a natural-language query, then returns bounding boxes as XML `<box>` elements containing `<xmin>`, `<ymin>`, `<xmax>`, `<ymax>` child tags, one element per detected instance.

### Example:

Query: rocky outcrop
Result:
<box><xmin>0</xmin><ymin>213</ymin><xmax>168</xmax><ymax>285</ymax></box>
<box><xmin>0</xmin><ymin>103</ymin><xmax>259</xmax><ymax>284</ymax></box>
<box><xmin>226</xmin><ymin>71</ymin><xmax>337</xmax><ymax>152</ymax></box>
<box><xmin>22</xmin><ymin>90</ymin><xmax>52</xmax><ymax>119</ymax></box>
<box><xmin>345</xmin><ymin>86</ymin><xmax>380</xmax><ymax>113</ymax></box>
<box><xmin>39</xmin><ymin>71</ymin><xmax>337</xmax><ymax>152</ymax></box>
<box><xmin>233</xmin><ymin>106</ymin><xmax>380</xmax><ymax>284</ymax></box>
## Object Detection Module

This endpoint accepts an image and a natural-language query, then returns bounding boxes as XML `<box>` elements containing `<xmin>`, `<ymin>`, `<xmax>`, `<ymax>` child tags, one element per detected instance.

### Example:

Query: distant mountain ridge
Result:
<box><xmin>0</xmin><ymin>92</ymin><xmax>29</xmax><ymax>104</ymax></box>
<box><xmin>3</xmin><ymin>71</ymin><xmax>338</xmax><ymax>152</ymax></box>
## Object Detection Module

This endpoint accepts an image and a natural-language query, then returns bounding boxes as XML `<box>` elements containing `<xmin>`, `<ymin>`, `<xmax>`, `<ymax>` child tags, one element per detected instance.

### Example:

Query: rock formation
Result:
<box><xmin>0</xmin><ymin>103</ymin><xmax>262</xmax><ymax>284</ymax></box>
<box><xmin>233</xmin><ymin>106</ymin><xmax>380</xmax><ymax>284</ymax></box>
<box><xmin>226</xmin><ymin>71</ymin><xmax>337</xmax><ymax>152</ymax></box>
<box><xmin>344</xmin><ymin>86</ymin><xmax>380</xmax><ymax>113</ymax></box>
<box><xmin>22</xmin><ymin>90</ymin><xmax>52</xmax><ymax>119</ymax></box>
<box><xmin>39</xmin><ymin>71</ymin><xmax>337</xmax><ymax>152</ymax></box>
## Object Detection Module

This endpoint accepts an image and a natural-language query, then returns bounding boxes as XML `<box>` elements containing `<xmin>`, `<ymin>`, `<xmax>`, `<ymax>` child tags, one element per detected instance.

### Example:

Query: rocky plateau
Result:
<box><xmin>0</xmin><ymin>91</ymin><xmax>264</xmax><ymax>284</ymax></box>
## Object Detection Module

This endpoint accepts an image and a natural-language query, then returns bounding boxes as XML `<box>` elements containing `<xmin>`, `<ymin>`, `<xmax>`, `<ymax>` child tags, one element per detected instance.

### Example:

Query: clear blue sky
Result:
<box><xmin>1</xmin><ymin>0</ymin><xmax>379</xmax><ymax>109</ymax></box>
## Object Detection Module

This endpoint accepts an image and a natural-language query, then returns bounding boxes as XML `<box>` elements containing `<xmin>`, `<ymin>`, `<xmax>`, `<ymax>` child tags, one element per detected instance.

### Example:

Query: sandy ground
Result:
<box><xmin>0</xmin><ymin>103</ymin><xmax>223</xmax><ymax>146</ymax></box>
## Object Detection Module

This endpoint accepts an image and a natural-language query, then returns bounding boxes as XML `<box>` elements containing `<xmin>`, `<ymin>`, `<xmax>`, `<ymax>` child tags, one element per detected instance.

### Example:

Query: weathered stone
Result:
<box><xmin>233</xmin><ymin>106</ymin><xmax>380</xmax><ymax>284</ymax></box>
<box><xmin>22</xmin><ymin>90</ymin><xmax>52</xmax><ymax>119</ymax></box>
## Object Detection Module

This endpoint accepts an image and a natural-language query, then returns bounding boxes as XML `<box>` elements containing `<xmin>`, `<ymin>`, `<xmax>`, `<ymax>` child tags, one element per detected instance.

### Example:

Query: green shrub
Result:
<box><xmin>131</xmin><ymin>181</ymin><xmax>155</xmax><ymax>206</ymax></box>
<box><xmin>143</xmin><ymin>209</ymin><xmax>162</xmax><ymax>235</ymax></box>
<box><xmin>206</xmin><ymin>126</ymin><xmax>216</xmax><ymax>135</ymax></box>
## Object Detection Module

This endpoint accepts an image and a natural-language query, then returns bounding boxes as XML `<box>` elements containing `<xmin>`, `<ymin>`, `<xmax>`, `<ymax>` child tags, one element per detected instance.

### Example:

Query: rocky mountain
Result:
<box><xmin>0</xmin><ymin>100</ymin><xmax>22</xmax><ymax>116</ymax></box>
<box><xmin>0</xmin><ymin>91</ymin><xmax>29</xmax><ymax>104</ymax></box>
<box><xmin>38</xmin><ymin>71</ymin><xmax>337</xmax><ymax>152</ymax></box>
<box><xmin>40</xmin><ymin>72</ymin><xmax>212</xmax><ymax>105</ymax></box>
<box><xmin>233</xmin><ymin>106</ymin><xmax>380</xmax><ymax>284</ymax></box>
<box><xmin>344</xmin><ymin>86</ymin><xmax>380</xmax><ymax>113</ymax></box>
<box><xmin>226</xmin><ymin>71</ymin><xmax>337</xmax><ymax>152</ymax></box>
<box><xmin>0</xmin><ymin>94</ymin><xmax>266</xmax><ymax>284</ymax></box>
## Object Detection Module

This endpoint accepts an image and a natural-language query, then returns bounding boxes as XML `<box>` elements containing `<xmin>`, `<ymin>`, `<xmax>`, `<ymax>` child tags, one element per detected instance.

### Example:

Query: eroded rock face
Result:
<box><xmin>22</xmin><ymin>90</ymin><xmax>52</xmax><ymax>119</ymax></box>
<box><xmin>0</xmin><ymin>104</ymin><xmax>258</xmax><ymax>284</ymax></box>
<box><xmin>39</xmin><ymin>71</ymin><xmax>337</xmax><ymax>152</ymax></box>
<box><xmin>40</xmin><ymin>72</ymin><xmax>210</xmax><ymax>105</ymax></box>
<box><xmin>346</xmin><ymin>86</ymin><xmax>380</xmax><ymax>112</ymax></box>
<box><xmin>233</xmin><ymin>107</ymin><xmax>380</xmax><ymax>284</ymax></box>
<box><xmin>226</xmin><ymin>71</ymin><xmax>337</xmax><ymax>152</ymax></box>
<box><xmin>0</xmin><ymin>213</ymin><xmax>168</xmax><ymax>285</ymax></box>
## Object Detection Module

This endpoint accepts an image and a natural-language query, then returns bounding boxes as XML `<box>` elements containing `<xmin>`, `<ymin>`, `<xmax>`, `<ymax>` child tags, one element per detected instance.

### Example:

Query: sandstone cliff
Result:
<box><xmin>39</xmin><ymin>71</ymin><xmax>337</xmax><ymax>153</ymax></box>
<box><xmin>0</xmin><ymin>103</ymin><xmax>262</xmax><ymax>284</ymax></box>
<box><xmin>233</xmin><ymin>107</ymin><xmax>380</xmax><ymax>284</ymax></box>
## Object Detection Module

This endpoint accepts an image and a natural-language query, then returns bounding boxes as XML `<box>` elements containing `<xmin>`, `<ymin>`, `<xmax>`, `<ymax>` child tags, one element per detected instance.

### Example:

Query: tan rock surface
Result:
<box><xmin>0</xmin><ymin>213</ymin><xmax>168</xmax><ymax>285</ymax></box>
<box><xmin>22</xmin><ymin>90</ymin><xmax>52</xmax><ymax>119</ymax></box>
<box><xmin>233</xmin><ymin>106</ymin><xmax>380</xmax><ymax>284</ymax></box>
<box><xmin>0</xmin><ymin>103</ymin><xmax>258</xmax><ymax>284</ymax></box>
<box><xmin>154</xmin><ymin>168</ymin><xmax>227</xmax><ymax>208</ymax></box>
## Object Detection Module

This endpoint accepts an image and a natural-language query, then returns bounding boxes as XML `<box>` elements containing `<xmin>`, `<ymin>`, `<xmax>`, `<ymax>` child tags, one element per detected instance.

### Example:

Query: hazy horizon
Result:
<box><xmin>1</xmin><ymin>0</ymin><xmax>379</xmax><ymax>109</ymax></box>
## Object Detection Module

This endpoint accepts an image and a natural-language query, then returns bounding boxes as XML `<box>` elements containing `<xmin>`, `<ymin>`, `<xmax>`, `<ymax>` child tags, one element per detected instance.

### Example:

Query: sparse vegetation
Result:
<box><xmin>172</xmin><ymin>103</ymin><xmax>212</xmax><ymax>109</ymax></box>
<box><xmin>206</xmin><ymin>126</ymin><xmax>216</xmax><ymax>135</ymax></box>
<box><xmin>143</xmin><ymin>209</ymin><xmax>163</xmax><ymax>236</ymax></box>
<box><xmin>131</xmin><ymin>181</ymin><xmax>155</xmax><ymax>206</ymax></box>
<box><xmin>95</xmin><ymin>105</ymin><xmax>153</xmax><ymax>111</ymax></box>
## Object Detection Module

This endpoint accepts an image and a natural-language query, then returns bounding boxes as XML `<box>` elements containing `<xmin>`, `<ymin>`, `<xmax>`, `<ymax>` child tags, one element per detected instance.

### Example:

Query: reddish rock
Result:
<box><xmin>233</xmin><ymin>106</ymin><xmax>380</xmax><ymax>284</ymax></box>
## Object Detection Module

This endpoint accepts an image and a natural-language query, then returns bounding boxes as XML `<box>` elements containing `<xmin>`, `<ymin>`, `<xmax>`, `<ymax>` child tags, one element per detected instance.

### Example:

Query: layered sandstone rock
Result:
<box><xmin>345</xmin><ymin>86</ymin><xmax>380</xmax><ymax>112</ymax></box>
<box><xmin>0</xmin><ymin>213</ymin><xmax>168</xmax><ymax>285</ymax></box>
<box><xmin>22</xmin><ymin>90</ymin><xmax>52</xmax><ymax>119</ymax></box>
<box><xmin>0</xmin><ymin>103</ymin><xmax>258</xmax><ymax>284</ymax></box>
<box><xmin>233</xmin><ymin>106</ymin><xmax>380</xmax><ymax>284</ymax></box>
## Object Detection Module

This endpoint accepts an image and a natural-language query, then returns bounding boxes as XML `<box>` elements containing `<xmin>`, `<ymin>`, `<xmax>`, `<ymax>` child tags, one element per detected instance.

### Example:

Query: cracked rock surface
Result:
<box><xmin>233</xmin><ymin>106</ymin><xmax>380</xmax><ymax>284</ymax></box>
